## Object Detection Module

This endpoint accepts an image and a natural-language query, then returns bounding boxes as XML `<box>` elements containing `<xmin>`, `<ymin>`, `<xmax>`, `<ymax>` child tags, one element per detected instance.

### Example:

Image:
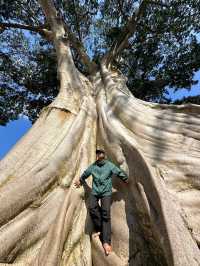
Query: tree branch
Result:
<box><xmin>103</xmin><ymin>0</ymin><xmax>148</xmax><ymax>67</ymax></box>
<box><xmin>0</xmin><ymin>22</ymin><xmax>53</xmax><ymax>40</ymax></box>
<box><xmin>38</xmin><ymin>0</ymin><xmax>62</xmax><ymax>35</ymax></box>
<box><xmin>63</xmin><ymin>23</ymin><xmax>97</xmax><ymax>73</ymax></box>
<box><xmin>38</xmin><ymin>0</ymin><xmax>97</xmax><ymax>74</ymax></box>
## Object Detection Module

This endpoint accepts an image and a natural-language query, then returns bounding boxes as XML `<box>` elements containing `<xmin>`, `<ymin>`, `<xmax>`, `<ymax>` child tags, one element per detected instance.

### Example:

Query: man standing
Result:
<box><xmin>74</xmin><ymin>149</ymin><xmax>129</xmax><ymax>256</ymax></box>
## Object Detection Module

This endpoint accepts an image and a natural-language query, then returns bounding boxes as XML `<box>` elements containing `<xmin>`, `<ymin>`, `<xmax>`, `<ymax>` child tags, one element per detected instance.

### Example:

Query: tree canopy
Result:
<box><xmin>1</xmin><ymin>0</ymin><xmax>200</xmax><ymax>125</ymax></box>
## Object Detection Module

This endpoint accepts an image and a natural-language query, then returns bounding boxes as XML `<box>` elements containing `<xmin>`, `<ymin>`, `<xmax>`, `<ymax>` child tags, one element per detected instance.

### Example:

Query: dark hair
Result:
<box><xmin>96</xmin><ymin>149</ymin><xmax>105</xmax><ymax>155</ymax></box>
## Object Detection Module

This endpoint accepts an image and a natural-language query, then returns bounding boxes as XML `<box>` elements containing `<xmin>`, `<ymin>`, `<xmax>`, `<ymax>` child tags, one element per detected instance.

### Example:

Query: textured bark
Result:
<box><xmin>1</xmin><ymin>1</ymin><xmax>200</xmax><ymax>264</ymax></box>
<box><xmin>0</xmin><ymin>61</ymin><xmax>200</xmax><ymax>265</ymax></box>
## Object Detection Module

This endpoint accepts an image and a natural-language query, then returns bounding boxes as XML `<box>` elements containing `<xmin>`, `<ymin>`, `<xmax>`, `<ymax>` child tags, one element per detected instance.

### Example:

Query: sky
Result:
<box><xmin>1</xmin><ymin>70</ymin><xmax>199</xmax><ymax>160</ymax></box>
<box><xmin>166</xmin><ymin>70</ymin><xmax>200</xmax><ymax>100</ymax></box>
<box><xmin>0</xmin><ymin>19</ymin><xmax>200</xmax><ymax>160</ymax></box>
<box><xmin>0</xmin><ymin>117</ymin><xmax>32</xmax><ymax>159</ymax></box>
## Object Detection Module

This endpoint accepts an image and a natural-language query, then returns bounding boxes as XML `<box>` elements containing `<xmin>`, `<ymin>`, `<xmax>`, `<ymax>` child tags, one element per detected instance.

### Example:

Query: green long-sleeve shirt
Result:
<box><xmin>79</xmin><ymin>159</ymin><xmax>128</xmax><ymax>196</ymax></box>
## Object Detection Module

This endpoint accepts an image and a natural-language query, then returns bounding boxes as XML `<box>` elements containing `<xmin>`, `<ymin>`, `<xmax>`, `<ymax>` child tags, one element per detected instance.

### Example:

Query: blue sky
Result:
<box><xmin>167</xmin><ymin>70</ymin><xmax>200</xmax><ymax>100</ymax></box>
<box><xmin>1</xmin><ymin>71</ymin><xmax>199</xmax><ymax>160</ymax></box>
<box><xmin>0</xmin><ymin>117</ymin><xmax>32</xmax><ymax>159</ymax></box>
<box><xmin>1</xmin><ymin>22</ymin><xmax>200</xmax><ymax>160</ymax></box>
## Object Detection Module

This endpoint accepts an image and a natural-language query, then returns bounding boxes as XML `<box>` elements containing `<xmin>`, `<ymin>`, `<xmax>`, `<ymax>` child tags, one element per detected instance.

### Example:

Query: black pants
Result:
<box><xmin>89</xmin><ymin>193</ymin><xmax>112</xmax><ymax>245</ymax></box>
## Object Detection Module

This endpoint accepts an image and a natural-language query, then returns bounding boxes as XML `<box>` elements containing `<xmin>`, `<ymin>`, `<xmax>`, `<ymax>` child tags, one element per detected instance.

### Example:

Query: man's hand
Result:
<box><xmin>74</xmin><ymin>179</ymin><xmax>81</xmax><ymax>188</ymax></box>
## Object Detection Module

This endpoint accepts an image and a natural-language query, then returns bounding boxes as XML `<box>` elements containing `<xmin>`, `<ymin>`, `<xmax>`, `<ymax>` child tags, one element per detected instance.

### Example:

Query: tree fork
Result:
<box><xmin>0</xmin><ymin>0</ymin><xmax>200</xmax><ymax>264</ymax></box>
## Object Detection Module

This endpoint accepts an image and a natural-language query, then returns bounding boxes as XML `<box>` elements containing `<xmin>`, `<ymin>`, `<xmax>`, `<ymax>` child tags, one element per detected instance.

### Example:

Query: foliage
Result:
<box><xmin>1</xmin><ymin>0</ymin><xmax>200</xmax><ymax>125</ymax></box>
<box><xmin>173</xmin><ymin>95</ymin><xmax>200</xmax><ymax>105</ymax></box>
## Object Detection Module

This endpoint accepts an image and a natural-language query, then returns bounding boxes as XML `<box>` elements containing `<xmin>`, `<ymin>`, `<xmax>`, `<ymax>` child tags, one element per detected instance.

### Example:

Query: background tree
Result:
<box><xmin>0</xmin><ymin>1</ymin><xmax>200</xmax><ymax>265</ymax></box>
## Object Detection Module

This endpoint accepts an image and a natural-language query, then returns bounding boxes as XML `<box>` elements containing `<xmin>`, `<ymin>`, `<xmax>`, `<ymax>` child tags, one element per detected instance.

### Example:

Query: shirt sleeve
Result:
<box><xmin>111</xmin><ymin>163</ymin><xmax>128</xmax><ymax>182</ymax></box>
<box><xmin>79</xmin><ymin>165</ymin><xmax>92</xmax><ymax>185</ymax></box>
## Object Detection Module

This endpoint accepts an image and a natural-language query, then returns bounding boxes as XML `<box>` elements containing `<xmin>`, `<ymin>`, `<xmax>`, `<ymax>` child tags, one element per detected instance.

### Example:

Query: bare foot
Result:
<box><xmin>103</xmin><ymin>243</ymin><xmax>112</xmax><ymax>256</ymax></box>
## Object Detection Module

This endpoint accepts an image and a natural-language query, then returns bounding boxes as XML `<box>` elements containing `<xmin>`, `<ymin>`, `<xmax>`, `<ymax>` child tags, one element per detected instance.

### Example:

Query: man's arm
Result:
<box><xmin>79</xmin><ymin>165</ymin><xmax>93</xmax><ymax>185</ymax></box>
<box><xmin>111</xmin><ymin>163</ymin><xmax>129</xmax><ymax>183</ymax></box>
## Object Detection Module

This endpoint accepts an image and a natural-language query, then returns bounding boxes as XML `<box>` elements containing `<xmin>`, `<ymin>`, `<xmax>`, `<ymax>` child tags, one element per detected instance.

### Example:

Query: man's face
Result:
<box><xmin>96</xmin><ymin>153</ymin><xmax>105</xmax><ymax>161</ymax></box>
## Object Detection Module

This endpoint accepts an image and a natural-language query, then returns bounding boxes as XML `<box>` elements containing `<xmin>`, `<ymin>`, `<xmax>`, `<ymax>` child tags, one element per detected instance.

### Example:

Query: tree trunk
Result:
<box><xmin>0</xmin><ymin>58</ymin><xmax>200</xmax><ymax>265</ymax></box>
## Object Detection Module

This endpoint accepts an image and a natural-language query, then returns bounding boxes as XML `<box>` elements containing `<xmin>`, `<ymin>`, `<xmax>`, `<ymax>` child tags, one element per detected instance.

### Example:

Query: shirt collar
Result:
<box><xmin>96</xmin><ymin>159</ymin><xmax>106</xmax><ymax>166</ymax></box>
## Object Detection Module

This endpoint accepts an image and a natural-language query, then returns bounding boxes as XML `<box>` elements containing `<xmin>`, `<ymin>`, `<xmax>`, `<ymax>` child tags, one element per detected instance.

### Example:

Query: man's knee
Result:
<box><xmin>89</xmin><ymin>205</ymin><xmax>99</xmax><ymax>216</ymax></box>
<box><xmin>101</xmin><ymin>209</ymin><xmax>110</xmax><ymax>221</ymax></box>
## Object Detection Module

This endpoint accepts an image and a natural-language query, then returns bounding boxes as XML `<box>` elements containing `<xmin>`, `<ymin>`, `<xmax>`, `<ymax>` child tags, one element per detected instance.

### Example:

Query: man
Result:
<box><xmin>74</xmin><ymin>149</ymin><xmax>129</xmax><ymax>256</ymax></box>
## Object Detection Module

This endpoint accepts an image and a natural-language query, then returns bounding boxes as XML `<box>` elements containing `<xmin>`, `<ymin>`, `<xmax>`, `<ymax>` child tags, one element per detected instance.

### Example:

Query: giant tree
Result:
<box><xmin>0</xmin><ymin>0</ymin><xmax>200</xmax><ymax>265</ymax></box>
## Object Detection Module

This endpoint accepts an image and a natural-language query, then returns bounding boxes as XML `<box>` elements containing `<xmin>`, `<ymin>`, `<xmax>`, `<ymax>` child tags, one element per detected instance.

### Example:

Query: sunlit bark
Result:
<box><xmin>0</xmin><ymin>61</ymin><xmax>200</xmax><ymax>265</ymax></box>
<box><xmin>0</xmin><ymin>0</ymin><xmax>200</xmax><ymax>265</ymax></box>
